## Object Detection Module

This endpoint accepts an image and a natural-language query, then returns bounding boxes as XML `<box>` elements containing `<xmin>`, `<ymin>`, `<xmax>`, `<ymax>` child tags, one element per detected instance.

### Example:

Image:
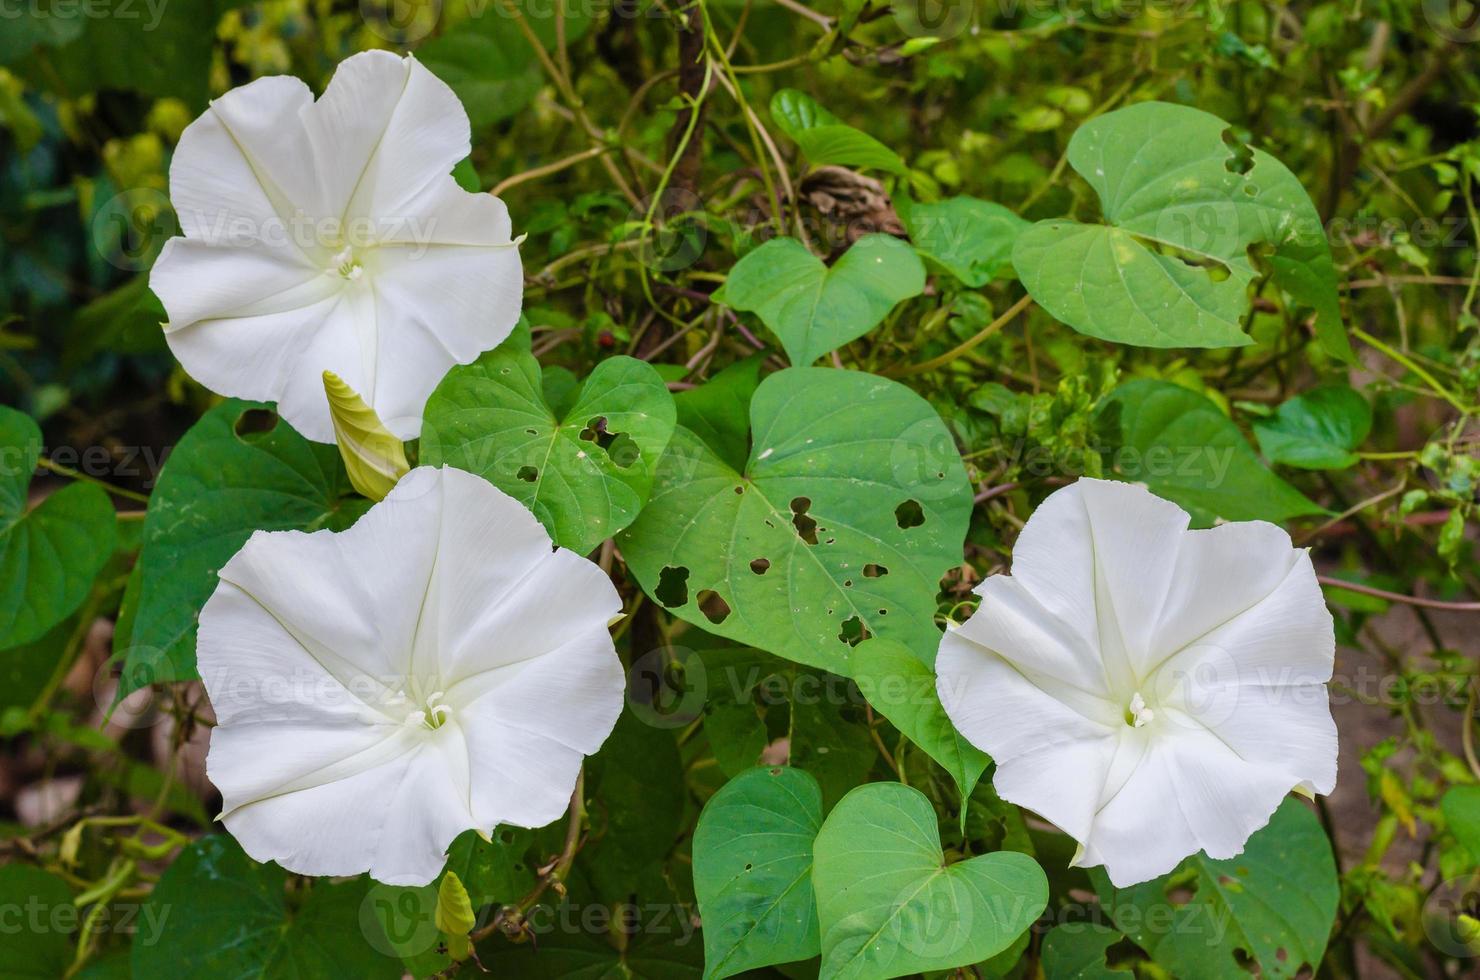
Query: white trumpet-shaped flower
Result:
<box><xmin>151</xmin><ymin>51</ymin><xmax>522</xmax><ymax>443</ymax></box>
<box><xmin>198</xmin><ymin>466</ymin><xmax>624</xmax><ymax>885</ymax></box>
<box><xmin>936</xmin><ymin>478</ymin><xmax>1337</xmax><ymax>887</ymax></box>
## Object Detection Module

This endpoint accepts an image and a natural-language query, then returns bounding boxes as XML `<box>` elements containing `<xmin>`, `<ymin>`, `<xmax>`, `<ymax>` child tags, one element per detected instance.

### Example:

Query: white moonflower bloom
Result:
<box><xmin>198</xmin><ymin>466</ymin><xmax>624</xmax><ymax>885</ymax></box>
<box><xmin>936</xmin><ymin>478</ymin><xmax>1337</xmax><ymax>887</ymax></box>
<box><xmin>151</xmin><ymin>51</ymin><xmax>522</xmax><ymax>443</ymax></box>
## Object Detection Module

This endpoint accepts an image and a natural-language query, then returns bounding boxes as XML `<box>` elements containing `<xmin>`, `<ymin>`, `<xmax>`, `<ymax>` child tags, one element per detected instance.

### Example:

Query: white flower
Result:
<box><xmin>198</xmin><ymin>466</ymin><xmax>624</xmax><ymax>885</ymax></box>
<box><xmin>150</xmin><ymin>51</ymin><xmax>522</xmax><ymax>443</ymax></box>
<box><xmin>936</xmin><ymin>478</ymin><xmax>1336</xmax><ymax>887</ymax></box>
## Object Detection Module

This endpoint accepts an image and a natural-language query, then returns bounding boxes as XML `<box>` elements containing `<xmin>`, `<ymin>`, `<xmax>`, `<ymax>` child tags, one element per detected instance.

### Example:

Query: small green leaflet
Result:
<box><xmin>693</xmin><ymin>767</ymin><xmax>824</xmax><ymax>979</ymax></box>
<box><xmin>850</xmin><ymin>638</ymin><xmax>988</xmax><ymax>805</ymax></box>
<box><xmin>423</xmin><ymin>348</ymin><xmax>677</xmax><ymax>555</ymax></box>
<box><xmin>0</xmin><ymin>405</ymin><xmax>116</xmax><ymax>650</ymax></box>
<box><xmin>1013</xmin><ymin>102</ymin><xmax>1351</xmax><ymax>359</ymax></box>
<box><xmin>1093</xmin><ymin>799</ymin><xmax>1339</xmax><ymax>980</ymax></box>
<box><xmin>719</xmin><ymin>236</ymin><xmax>925</xmax><ymax>366</ymax></box>
<box><xmin>1096</xmin><ymin>379</ymin><xmax>1324</xmax><ymax>526</ymax></box>
<box><xmin>770</xmin><ymin>89</ymin><xmax>908</xmax><ymax>176</ymax></box>
<box><xmin>619</xmin><ymin>367</ymin><xmax>972</xmax><ymax>676</ymax></box>
<box><xmin>136</xmin><ymin>836</ymin><xmax>401</xmax><ymax>980</ymax></box>
<box><xmin>897</xmin><ymin>196</ymin><xmax>1028</xmax><ymax>287</ymax></box>
<box><xmin>812</xmin><ymin>782</ymin><xmax>1047</xmax><ymax>980</ymax></box>
<box><xmin>119</xmin><ymin>401</ymin><xmax>365</xmax><ymax>697</ymax></box>
<box><xmin>1442</xmin><ymin>785</ymin><xmax>1480</xmax><ymax>857</ymax></box>
<box><xmin>1253</xmin><ymin>385</ymin><xmax>1372</xmax><ymax>469</ymax></box>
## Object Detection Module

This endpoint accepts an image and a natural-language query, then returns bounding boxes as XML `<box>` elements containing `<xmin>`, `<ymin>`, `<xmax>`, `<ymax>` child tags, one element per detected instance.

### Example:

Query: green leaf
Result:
<box><xmin>770</xmin><ymin>90</ymin><xmax>907</xmax><ymax>175</ymax></box>
<box><xmin>720</xmin><ymin>236</ymin><xmax>925</xmax><ymax>367</ymax></box>
<box><xmin>1253</xmin><ymin>386</ymin><xmax>1372</xmax><ymax>469</ymax></box>
<box><xmin>1096</xmin><ymin>380</ymin><xmax>1323</xmax><ymax>525</ymax></box>
<box><xmin>0</xmin><ymin>865</ymin><xmax>73</xmax><ymax>978</ymax></box>
<box><xmin>26</xmin><ymin>0</ymin><xmax>254</xmax><ymax>105</ymax></box>
<box><xmin>1094</xmin><ymin>799</ymin><xmax>1338</xmax><ymax>980</ymax></box>
<box><xmin>1040</xmin><ymin>923</ymin><xmax>1130</xmax><ymax>978</ymax></box>
<box><xmin>417</xmin><ymin>23</ymin><xmax>542</xmax><ymax>130</ymax></box>
<box><xmin>119</xmin><ymin>401</ymin><xmax>364</xmax><ymax>696</ymax></box>
<box><xmin>898</xmin><ymin>196</ymin><xmax>1028</xmax><ymax>287</ymax></box>
<box><xmin>674</xmin><ymin>356</ymin><xmax>764</xmax><ymax>472</ymax></box>
<box><xmin>619</xmin><ymin>368</ymin><xmax>972</xmax><ymax>675</ymax></box>
<box><xmin>1442</xmin><ymin>785</ymin><xmax>1480</xmax><ymax>856</ymax></box>
<box><xmin>64</xmin><ymin>276</ymin><xmax>168</xmax><ymax>369</ymax></box>
<box><xmin>136</xmin><ymin>836</ymin><xmax>401</xmax><ymax>979</ymax></box>
<box><xmin>693</xmin><ymin>766</ymin><xmax>825</xmax><ymax>979</ymax></box>
<box><xmin>851</xmin><ymin>638</ymin><xmax>988</xmax><ymax>804</ymax></box>
<box><xmin>484</xmin><ymin>919</ymin><xmax>704</xmax><ymax>978</ymax></box>
<box><xmin>1013</xmin><ymin>102</ymin><xmax>1349</xmax><ymax>358</ymax></box>
<box><xmin>444</xmin><ymin>827</ymin><xmax>536</xmax><ymax>911</ymax></box>
<box><xmin>813</xmin><ymin>782</ymin><xmax>1047</xmax><ymax>979</ymax></box>
<box><xmin>423</xmin><ymin>349</ymin><xmax>677</xmax><ymax>555</ymax></box>
<box><xmin>0</xmin><ymin>405</ymin><xmax>116</xmax><ymax>649</ymax></box>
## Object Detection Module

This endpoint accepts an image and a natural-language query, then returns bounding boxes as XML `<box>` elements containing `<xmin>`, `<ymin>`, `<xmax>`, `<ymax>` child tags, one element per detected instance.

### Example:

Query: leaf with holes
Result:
<box><xmin>1253</xmin><ymin>385</ymin><xmax>1372</xmax><ymax>470</ymax></box>
<box><xmin>813</xmin><ymin>782</ymin><xmax>1047</xmax><ymax>980</ymax></box>
<box><xmin>119</xmin><ymin>401</ymin><xmax>364</xmax><ymax>698</ymax></box>
<box><xmin>1040</xmin><ymin>923</ymin><xmax>1131</xmax><ymax>978</ymax></box>
<box><xmin>770</xmin><ymin>89</ymin><xmax>907</xmax><ymax>176</ymax></box>
<box><xmin>1012</xmin><ymin>102</ymin><xmax>1350</xmax><ymax>359</ymax></box>
<box><xmin>719</xmin><ymin>236</ymin><xmax>926</xmax><ymax>367</ymax></box>
<box><xmin>618</xmin><ymin>368</ymin><xmax>972</xmax><ymax>676</ymax></box>
<box><xmin>423</xmin><ymin>348</ymin><xmax>676</xmax><ymax>555</ymax></box>
<box><xmin>1096</xmin><ymin>379</ymin><xmax>1323</xmax><ymax>526</ymax></box>
<box><xmin>851</xmin><ymin>638</ymin><xmax>988</xmax><ymax>804</ymax></box>
<box><xmin>1092</xmin><ymin>799</ymin><xmax>1338</xmax><ymax>980</ymax></box>
<box><xmin>693</xmin><ymin>767</ymin><xmax>824</xmax><ymax>979</ymax></box>
<box><xmin>1</xmin><ymin>406</ymin><xmax>116</xmax><ymax>650</ymax></box>
<box><xmin>898</xmin><ymin>196</ymin><xmax>1029</xmax><ymax>287</ymax></box>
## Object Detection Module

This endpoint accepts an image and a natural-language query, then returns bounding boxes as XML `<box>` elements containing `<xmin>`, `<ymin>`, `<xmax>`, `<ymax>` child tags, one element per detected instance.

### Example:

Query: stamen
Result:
<box><xmin>1125</xmin><ymin>691</ymin><xmax>1155</xmax><ymax>728</ymax></box>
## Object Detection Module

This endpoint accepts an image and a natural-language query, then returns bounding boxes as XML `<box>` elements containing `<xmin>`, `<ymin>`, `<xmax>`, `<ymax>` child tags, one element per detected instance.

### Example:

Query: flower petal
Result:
<box><xmin>455</xmin><ymin>630</ymin><xmax>627</xmax><ymax>830</ymax></box>
<box><xmin>215</xmin><ymin>722</ymin><xmax>473</xmax><ymax>885</ymax></box>
<box><xmin>1004</xmin><ymin>479</ymin><xmax>1190</xmax><ymax>688</ymax></box>
<box><xmin>168</xmin><ymin>75</ymin><xmax>324</xmax><ymax>258</ymax></box>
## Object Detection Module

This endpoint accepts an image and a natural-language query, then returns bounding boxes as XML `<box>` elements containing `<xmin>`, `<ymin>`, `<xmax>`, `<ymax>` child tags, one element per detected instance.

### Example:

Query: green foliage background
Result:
<box><xmin>1</xmin><ymin>0</ymin><xmax>1479</xmax><ymax>977</ymax></box>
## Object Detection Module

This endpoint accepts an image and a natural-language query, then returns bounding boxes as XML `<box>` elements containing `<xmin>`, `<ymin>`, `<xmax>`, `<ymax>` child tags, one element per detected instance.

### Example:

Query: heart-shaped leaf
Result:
<box><xmin>851</xmin><ymin>638</ymin><xmax>987</xmax><ymax>804</ymax></box>
<box><xmin>1013</xmin><ymin>102</ymin><xmax>1350</xmax><ymax>359</ymax></box>
<box><xmin>0</xmin><ymin>405</ymin><xmax>116</xmax><ymax>649</ymax></box>
<box><xmin>120</xmin><ymin>401</ymin><xmax>365</xmax><ymax>697</ymax></box>
<box><xmin>693</xmin><ymin>767</ymin><xmax>824</xmax><ymax>979</ymax></box>
<box><xmin>898</xmin><ymin>196</ymin><xmax>1028</xmax><ymax>287</ymax></box>
<box><xmin>1093</xmin><ymin>799</ymin><xmax>1338</xmax><ymax>980</ymax></box>
<box><xmin>1253</xmin><ymin>385</ymin><xmax>1372</xmax><ymax>470</ymax></box>
<box><xmin>1096</xmin><ymin>379</ymin><xmax>1324</xmax><ymax>525</ymax></box>
<box><xmin>771</xmin><ymin>89</ymin><xmax>907</xmax><ymax>176</ymax></box>
<box><xmin>0</xmin><ymin>865</ymin><xmax>73</xmax><ymax>976</ymax></box>
<box><xmin>424</xmin><ymin>349</ymin><xmax>677</xmax><ymax>555</ymax></box>
<box><xmin>618</xmin><ymin>368</ymin><xmax>972</xmax><ymax>675</ymax></box>
<box><xmin>813</xmin><ymin>782</ymin><xmax>1047</xmax><ymax>980</ymax></box>
<box><xmin>720</xmin><ymin>236</ymin><xmax>925</xmax><ymax>367</ymax></box>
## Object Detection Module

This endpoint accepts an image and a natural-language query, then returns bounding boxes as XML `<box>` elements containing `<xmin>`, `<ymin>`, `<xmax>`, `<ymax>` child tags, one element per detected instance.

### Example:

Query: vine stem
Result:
<box><xmin>37</xmin><ymin>457</ymin><xmax>149</xmax><ymax>504</ymax></box>
<box><xmin>490</xmin><ymin>146</ymin><xmax>614</xmax><ymax>197</ymax></box>
<box><xmin>1316</xmin><ymin>575</ymin><xmax>1480</xmax><ymax>613</ymax></box>
<box><xmin>1352</xmin><ymin>326</ymin><xmax>1476</xmax><ymax>415</ymax></box>
<box><xmin>886</xmin><ymin>295</ymin><xmax>1034</xmax><ymax>378</ymax></box>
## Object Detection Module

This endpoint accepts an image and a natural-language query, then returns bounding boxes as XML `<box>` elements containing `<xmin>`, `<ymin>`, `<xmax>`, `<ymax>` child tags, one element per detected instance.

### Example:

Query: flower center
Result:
<box><xmin>1124</xmin><ymin>691</ymin><xmax>1155</xmax><ymax>728</ymax></box>
<box><xmin>331</xmin><ymin>247</ymin><xmax>364</xmax><ymax>281</ymax></box>
<box><xmin>402</xmin><ymin>690</ymin><xmax>453</xmax><ymax>731</ymax></box>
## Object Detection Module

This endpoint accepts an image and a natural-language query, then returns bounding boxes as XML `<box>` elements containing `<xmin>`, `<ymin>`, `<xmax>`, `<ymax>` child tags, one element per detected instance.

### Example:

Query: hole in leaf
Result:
<box><xmin>498</xmin><ymin>830</ymin><xmax>515</xmax><ymax>844</ymax></box>
<box><xmin>655</xmin><ymin>565</ymin><xmax>690</xmax><ymax>607</ymax></box>
<box><xmin>525</xmin><ymin>427</ymin><xmax>538</xmax><ymax>436</ymax></box>
<box><xmin>579</xmin><ymin>415</ymin><xmax>617</xmax><ymax>448</ymax></box>
<box><xmin>863</xmin><ymin>564</ymin><xmax>888</xmax><ymax>578</ymax></box>
<box><xmin>517</xmin><ymin>465</ymin><xmax>538</xmax><ymax>482</ymax></box>
<box><xmin>838</xmin><ymin>616</ymin><xmax>870</xmax><ymax>646</ymax></box>
<box><xmin>233</xmin><ymin>408</ymin><xmax>278</xmax><ymax>441</ymax></box>
<box><xmin>733</xmin><ymin>485</ymin><xmax>744</xmax><ymax>494</ymax></box>
<box><xmin>790</xmin><ymin>496</ymin><xmax>818</xmax><ymax>544</ymax></box>
<box><xmin>894</xmin><ymin>500</ymin><xmax>925</xmax><ymax>529</ymax></box>
<box><xmin>1243</xmin><ymin>184</ymin><xmax>1258</xmax><ymax>197</ymax></box>
<box><xmin>604</xmin><ymin>431</ymin><xmax>640</xmax><ymax>469</ymax></box>
<box><xmin>750</xmin><ymin>558</ymin><xmax>770</xmax><ymax>575</ymax></box>
<box><xmin>1221</xmin><ymin>128</ymin><xmax>1255</xmax><ymax>175</ymax></box>
<box><xmin>697</xmin><ymin>590</ymin><xmax>731</xmax><ymax>625</ymax></box>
